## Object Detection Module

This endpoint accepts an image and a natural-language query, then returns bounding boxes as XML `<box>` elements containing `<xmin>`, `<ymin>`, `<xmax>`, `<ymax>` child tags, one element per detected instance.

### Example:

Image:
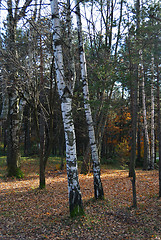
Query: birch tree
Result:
<box><xmin>157</xmin><ymin>62</ymin><xmax>161</xmax><ymax>197</ymax></box>
<box><xmin>139</xmin><ymin>50</ymin><xmax>151</xmax><ymax>170</ymax></box>
<box><xmin>151</xmin><ymin>55</ymin><xmax>155</xmax><ymax>170</ymax></box>
<box><xmin>75</xmin><ymin>1</ymin><xmax>104</xmax><ymax>200</ymax></box>
<box><xmin>50</xmin><ymin>0</ymin><xmax>84</xmax><ymax>217</ymax></box>
<box><xmin>80</xmin><ymin>0</ymin><xmax>124</xmax><ymax>172</ymax></box>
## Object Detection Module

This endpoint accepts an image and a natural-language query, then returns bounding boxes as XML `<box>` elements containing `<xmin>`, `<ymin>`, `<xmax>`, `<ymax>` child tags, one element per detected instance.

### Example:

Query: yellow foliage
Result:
<box><xmin>116</xmin><ymin>139</ymin><xmax>131</xmax><ymax>157</ymax></box>
<box><xmin>115</xmin><ymin>139</ymin><xmax>131</xmax><ymax>165</ymax></box>
<box><xmin>55</xmin><ymin>164</ymin><xmax>61</xmax><ymax>170</ymax></box>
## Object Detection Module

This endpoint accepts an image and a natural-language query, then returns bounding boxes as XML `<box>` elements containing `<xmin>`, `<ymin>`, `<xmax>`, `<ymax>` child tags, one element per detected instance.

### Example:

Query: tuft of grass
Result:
<box><xmin>70</xmin><ymin>205</ymin><xmax>85</xmax><ymax>218</ymax></box>
<box><xmin>0</xmin><ymin>156</ymin><xmax>7</xmax><ymax>167</ymax></box>
<box><xmin>7</xmin><ymin>167</ymin><xmax>24</xmax><ymax>179</ymax></box>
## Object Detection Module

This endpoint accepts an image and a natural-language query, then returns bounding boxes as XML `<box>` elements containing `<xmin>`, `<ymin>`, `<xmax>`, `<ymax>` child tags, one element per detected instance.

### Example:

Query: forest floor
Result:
<box><xmin>0</xmin><ymin>158</ymin><xmax>161</xmax><ymax>240</ymax></box>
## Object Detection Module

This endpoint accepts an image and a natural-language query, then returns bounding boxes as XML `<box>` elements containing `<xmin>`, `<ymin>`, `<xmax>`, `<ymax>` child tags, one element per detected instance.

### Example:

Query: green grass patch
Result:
<box><xmin>0</xmin><ymin>156</ymin><xmax>6</xmax><ymax>167</ymax></box>
<box><xmin>0</xmin><ymin>156</ymin><xmax>7</xmax><ymax>178</ymax></box>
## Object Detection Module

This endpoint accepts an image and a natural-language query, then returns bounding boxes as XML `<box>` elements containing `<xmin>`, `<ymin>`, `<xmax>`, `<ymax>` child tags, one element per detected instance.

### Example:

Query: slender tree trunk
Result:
<box><xmin>156</xmin><ymin>63</ymin><xmax>161</xmax><ymax>197</ymax></box>
<box><xmin>105</xmin><ymin>0</ymin><xmax>110</xmax><ymax>48</ymax></box>
<box><xmin>50</xmin><ymin>0</ymin><xmax>84</xmax><ymax>217</ymax></box>
<box><xmin>137</xmin><ymin>82</ymin><xmax>141</xmax><ymax>164</ymax></box>
<box><xmin>109</xmin><ymin>0</ymin><xmax>113</xmax><ymax>53</ymax></box>
<box><xmin>39</xmin><ymin>110</ymin><xmax>46</xmax><ymax>189</ymax></box>
<box><xmin>127</xmin><ymin>15</ymin><xmax>137</xmax><ymax>206</ymax></box>
<box><xmin>151</xmin><ymin>56</ymin><xmax>155</xmax><ymax>170</ymax></box>
<box><xmin>137</xmin><ymin>122</ymin><xmax>141</xmax><ymax>163</ymax></box>
<box><xmin>130</xmin><ymin>85</ymin><xmax>137</xmax><ymax>207</ymax></box>
<box><xmin>75</xmin><ymin>1</ymin><xmax>104</xmax><ymax>200</ymax></box>
<box><xmin>139</xmin><ymin>50</ymin><xmax>150</xmax><ymax>170</ymax></box>
<box><xmin>39</xmin><ymin>32</ymin><xmax>46</xmax><ymax>189</ymax></box>
<box><xmin>128</xmin><ymin>32</ymin><xmax>137</xmax><ymax>180</ymax></box>
<box><xmin>81</xmin><ymin>142</ymin><xmax>91</xmax><ymax>174</ymax></box>
<box><xmin>135</xmin><ymin>0</ymin><xmax>142</xmax><ymax>168</ymax></box>
<box><xmin>114</xmin><ymin>0</ymin><xmax>123</xmax><ymax>57</ymax></box>
<box><xmin>24</xmin><ymin>104</ymin><xmax>31</xmax><ymax>156</ymax></box>
<box><xmin>129</xmin><ymin>68</ymin><xmax>138</xmax><ymax>178</ymax></box>
<box><xmin>131</xmin><ymin>169</ymin><xmax>137</xmax><ymax>208</ymax></box>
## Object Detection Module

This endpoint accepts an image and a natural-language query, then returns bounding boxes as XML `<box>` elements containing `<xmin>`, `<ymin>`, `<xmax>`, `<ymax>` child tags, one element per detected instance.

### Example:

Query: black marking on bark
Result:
<box><xmin>67</xmin><ymin>160</ymin><xmax>77</xmax><ymax>169</ymax></box>
<box><xmin>79</xmin><ymin>46</ymin><xmax>83</xmax><ymax>53</ymax></box>
<box><xmin>52</xmin><ymin>14</ymin><xmax>58</xmax><ymax>19</ymax></box>
<box><xmin>62</xmin><ymin>86</ymin><xmax>72</xmax><ymax>98</ymax></box>
<box><xmin>94</xmin><ymin>175</ymin><xmax>104</xmax><ymax>200</ymax></box>
<box><xmin>54</xmin><ymin>39</ymin><xmax>62</xmax><ymax>47</ymax></box>
<box><xmin>66</xmin><ymin>130</ymin><xmax>74</xmax><ymax>146</ymax></box>
<box><xmin>69</xmin><ymin>187</ymin><xmax>84</xmax><ymax>217</ymax></box>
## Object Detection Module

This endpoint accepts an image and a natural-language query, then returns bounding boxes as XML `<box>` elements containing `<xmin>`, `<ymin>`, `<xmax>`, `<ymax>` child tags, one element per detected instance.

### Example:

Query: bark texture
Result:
<box><xmin>51</xmin><ymin>0</ymin><xmax>84</xmax><ymax>216</ymax></box>
<box><xmin>6</xmin><ymin>2</ymin><xmax>21</xmax><ymax>177</ymax></box>
<box><xmin>151</xmin><ymin>56</ymin><xmax>155</xmax><ymax>170</ymax></box>
<box><xmin>156</xmin><ymin>63</ymin><xmax>161</xmax><ymax>197</ymax></box>
<box><xmin>139</xmin><ymin>50</ymin><xmax>150</xmax><ymax>170</ymax></box>
<box><xmin>7</xmin><ymin>92</ymin><xmax>21</xmax><ymax>177</ymax></box>
<box><xmin>4</xmin><ymin>0</ymin><xmax>32</xmax><ymax>177</ymax></box>
<box><xmin>75</xmin><ymin>1</ymin><xmax>104</xmax><ymax>200</ymax></box>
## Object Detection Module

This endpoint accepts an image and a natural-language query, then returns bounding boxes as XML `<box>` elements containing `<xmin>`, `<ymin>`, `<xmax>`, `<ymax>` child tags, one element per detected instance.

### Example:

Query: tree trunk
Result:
<box><xmin>5</xmin><ymin>0</ymin><xmax>32</xmax><ymax>177</ymax></box>
<box><xmin>131</xmin><ymin>169</ymin><xmax>137</xmax><ymax>208</ymax></box>
<box><xmin>127</xmin><ymin>31</ymin><xmax>137</xmax><ymax>179</ymax></box>
<box><xmin>7</xmin><ymin>92</ymin><xmax>21</xmax><ymax>177</ymax></box>
<box><xmin>24</xmin><ymin>104</ymin><xmax>31</xmax><ymax>156</ymax></box>
<box><xmin>39</xmin><ymin>110</ymin><xmax>46</xmax><ymax>189</ymax></box>
<box><xmin>6</xmin><ymin>2</ymin><xmax>21</xmax><ymax>177</ymax></box>
<box><xmin>114</xmin><ymin>0</ymin><xmax>123</xmax><ymax>57</ymax></box>
<box><xmin>75</xmin><ymin>1</ymin><xmax>104</xmax><ymax>200</ymax></box>
<box><xmin>81</xmin><ymin>142</ymin><xmax>91</xmax><ymax>174</ymax></box>
<box><xmin>126</xmin><ymin>16</ymin><xmax>137</xmax><ymax>206</ymax></box>
<box><xmin>137</xmin><ymin>83</ymin><xmax>141</xmax><ymax>165</ymax></box>
<box><xmin>129</xmin><ymin>67</ymin><xmax>138</xmax><ymax>178</ymax></box>
<box><xmin>139</xmin><ymin>50</ymin><xmax>150</xmax><ymax>170</ymax></box>
<box><xmin>156</xmin><ymin>63</ymin><xmax>161</xmax><ymax>197</ymax></box>
<box><xmin>51</xmin><ymin>0</ymin><xmax>84</xmax><ymax>217</ymax></box>
<box><xmin>151</xmin><ymin>56</ymin><xmax>155</xmax><ymax>170</ymax></box>
<box><xmin>61</xmin><ymin>96</ymin><xmax>84</xmax><ymax>216</ymax></box>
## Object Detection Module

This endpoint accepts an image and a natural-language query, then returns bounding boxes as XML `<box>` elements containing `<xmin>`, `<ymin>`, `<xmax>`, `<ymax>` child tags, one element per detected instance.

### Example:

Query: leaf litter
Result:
<box><xmin>0</xmin><ymin>166</ymin><xmax>161</xmax><ymax>240</ymax></box>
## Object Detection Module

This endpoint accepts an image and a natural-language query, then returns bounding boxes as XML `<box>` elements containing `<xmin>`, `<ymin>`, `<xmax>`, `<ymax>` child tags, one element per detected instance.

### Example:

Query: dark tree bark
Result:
<box><xmin>5</xmin><ymin>0</ymin><xmax>32</xmax><ymax>177</ymax></box>
<box><xmin>128</xmin><ymin>33</ymin><xmax>138</xmax><ymax>179</ymax></box>
<box><xmin>128</xmin><ymin>0</ymin><xmax>139</xmax><ymax>207</ymax></box>
<box><xmin>24</xmin><ymin>104</ymin><xmax>31</xmax><ymax>156</ymax></box>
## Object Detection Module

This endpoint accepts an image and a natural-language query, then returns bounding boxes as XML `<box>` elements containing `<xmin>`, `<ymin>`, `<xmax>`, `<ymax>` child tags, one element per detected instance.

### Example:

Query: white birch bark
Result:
<box><xmin>75</xmin><ymin>1</ymin><xmax>104</xmax><ymax>199</ymax></box>
<box><xmin>151</xmin><ymin>56</ymin><xmax>155</xmax><ymax>170</ymax></box>
<box><xmin>50</xmin><ymin>0</ymin><xmax>83</xmax><ymax>217</ymax></box>
<box><xmin>139</xmin><ymin>50</ymin><xmax>151</xmax><ymax>170</ymax></box>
